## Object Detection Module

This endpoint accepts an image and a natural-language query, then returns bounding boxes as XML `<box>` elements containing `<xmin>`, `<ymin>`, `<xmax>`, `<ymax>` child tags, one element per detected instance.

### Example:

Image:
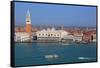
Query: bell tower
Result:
<box><xmin>26</xmin><ymin>9</ymin><xmax>31</xmax><ymax>34</ymax></box>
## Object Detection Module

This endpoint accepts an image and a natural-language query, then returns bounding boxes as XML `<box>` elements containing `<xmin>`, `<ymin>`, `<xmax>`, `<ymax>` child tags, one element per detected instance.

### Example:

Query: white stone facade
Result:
<box><xmin>73</xmin><ymin>34</ymin><xmax>83</xmax><ymax>42</ymax></box>
<box><xmin>36</xmin><ymin>28</ymin><xmax>69</xmax><ymax>41</ymax></box>
<box><xmin>92</xmin><ymin>34</ymin><xmax>96</xmax><ymax>42</ymax></box>
<box><xmin>15</xmin><ymin>32</ymin><xmax>30</xmax><ymax>42</ymax></box>
<box><xmin>62</xmin><ymin>35</ymin><xmax>74</xmax><ymax>42</ymax></box>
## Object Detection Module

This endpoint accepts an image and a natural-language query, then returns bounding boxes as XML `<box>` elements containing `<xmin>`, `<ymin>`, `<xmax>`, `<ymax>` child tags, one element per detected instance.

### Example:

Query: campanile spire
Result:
<box><xmin>26</xmin><ymin>9</ymin><xmax>31</xmax><ymax>24</ymax></box>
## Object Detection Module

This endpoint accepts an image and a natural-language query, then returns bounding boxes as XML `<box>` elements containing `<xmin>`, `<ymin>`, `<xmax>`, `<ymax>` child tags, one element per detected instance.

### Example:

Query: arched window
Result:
<box><xmin>46</xmin><ymin>34</ymin><xmax>47</xmax><ymax>36</ymax></box>
<box><xmin>51</xmin><ymin>34</ymin><xmax>53</xmax><ymax>36</ymax></box>
<box><xmin>42</xmin><ymin>34</ymin><xmax>44</xmax><ymax>36</ymax></box>
<box><xmin>48</xmin><ymin>34</ymin><xmax>50</xmax><ymax>37</ymax></box>
<box><xmin>39</xmin><ymin>34</ymin><xmax>41</xmax><ymax>36</ymax></box>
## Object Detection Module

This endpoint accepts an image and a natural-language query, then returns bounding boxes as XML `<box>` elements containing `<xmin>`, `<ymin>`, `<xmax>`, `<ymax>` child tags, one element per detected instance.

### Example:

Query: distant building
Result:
<box><xmin>15</xmin><ymin>32</ymin><xmax>30</xmax><ymax>42</ymax></box>
<box><xmin>73</xmin><ymin>33</ymin><xmax>83</xmax><ymax>42</ymax></box>
<box><xmin>36</xmin><ymin>28</ymin><xmax>69</xmax><ymax>41</ymax></box>
<box><xmin>82</xmin><ymin>31</ymin><xmax>95</xmax><ymax>42</ymax></box>
<box><xmin>15</xmin><ymin>26</ymin><xmax>25</xmax><ymax>32</ymax></box>
<box><xmin>92</xmin><ymin>33</ymin><xmax>96</xmax><ymax>42</ymax></box>
<box><xmin>62</xmin><ymin>35</ymin><xmax>74</xmax><ymax>43</ymax></box>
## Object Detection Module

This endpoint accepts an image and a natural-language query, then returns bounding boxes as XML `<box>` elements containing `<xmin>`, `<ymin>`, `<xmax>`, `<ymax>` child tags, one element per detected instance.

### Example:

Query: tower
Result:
<box><xmin>26</xmin><ymin>9</ymin><xmax>32</xmax><ymax>34</ymax></box>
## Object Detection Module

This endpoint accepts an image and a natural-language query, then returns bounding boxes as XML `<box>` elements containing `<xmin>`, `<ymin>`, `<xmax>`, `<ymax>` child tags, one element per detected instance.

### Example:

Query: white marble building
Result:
<box><xmin>15</xmin><ymin>32</ymin><xmax>30</xmax><ymax>42</ymax></box>
<box><xmin>73</xmin><ymin>34</ymin><xmax>83</xmax><ymax>42</ymax></box>
<box><xmin>36</xmin><ymin>28</ymin><xmax>69</xmax><ymax>41</ymax></box>
<box><xmin>92</xmin><ymin>33</ymin><xmax>96</xmax><ymax>42</ymax></box>
<box><xmin>62</xmin><ymin>35</ymin><xmax>74</xmax><ymax>42</ymax></box>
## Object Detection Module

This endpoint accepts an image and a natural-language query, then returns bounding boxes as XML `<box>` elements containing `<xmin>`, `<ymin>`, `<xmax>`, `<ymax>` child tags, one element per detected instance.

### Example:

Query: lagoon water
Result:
<box><xmin>15</xmin><ymin>42</ymin><xmax>97</xmax><ymax>66</ymax></box>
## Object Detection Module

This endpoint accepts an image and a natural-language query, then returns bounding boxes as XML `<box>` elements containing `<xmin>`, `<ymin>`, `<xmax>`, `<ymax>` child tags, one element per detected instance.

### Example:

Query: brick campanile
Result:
<box><xmin>26</xmin><ymin>9</ymin><xmax>32</xmax><ymax>34</ymax></box>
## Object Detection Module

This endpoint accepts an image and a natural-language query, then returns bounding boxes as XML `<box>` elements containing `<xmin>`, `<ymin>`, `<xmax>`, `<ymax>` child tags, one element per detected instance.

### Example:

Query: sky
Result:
<box><xmin>15</xmin><ymin>2</ymin><xmax>97</xmax><ymax>27</ymax></box>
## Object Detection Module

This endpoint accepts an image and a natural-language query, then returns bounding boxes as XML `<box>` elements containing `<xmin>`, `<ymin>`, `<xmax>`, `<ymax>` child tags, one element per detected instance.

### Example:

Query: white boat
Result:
<box><xmin>45</xmin><ymin>54</ymin><xmax>59</xmax><ymax>59</ymax></box>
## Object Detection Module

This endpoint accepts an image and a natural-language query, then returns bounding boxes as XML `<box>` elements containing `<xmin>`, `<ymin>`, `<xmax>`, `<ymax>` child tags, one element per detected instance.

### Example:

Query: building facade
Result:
<box><xmin>62</xmin><ymin>35</ymin><xmax>74</xmax><ymax>43</ymax></box>
<box><xmin>15</xmin><ymin>32</ymin><xmax>30</xmax><ymax>42</ymax></box>
<box><xmin>73</xmin><ymin>33</ymin><xmax>83</xmax><ymax>42</ymax></box>
<box><xmin>36</xmin><ymin>28</ymin><xmax>69</xmax><ymax>41</ymax></box>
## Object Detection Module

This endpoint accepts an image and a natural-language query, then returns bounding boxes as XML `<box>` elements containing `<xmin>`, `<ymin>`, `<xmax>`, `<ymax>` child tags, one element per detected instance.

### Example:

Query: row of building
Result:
<box><xmin>15</xmin><ymin>27</ymin><xmax>96</xmax><ymax>43</ymax></box>
<box><xmin>14</xmin><ymin>10</ymin><xmax>96</xmax><ymax>43</ymax></box>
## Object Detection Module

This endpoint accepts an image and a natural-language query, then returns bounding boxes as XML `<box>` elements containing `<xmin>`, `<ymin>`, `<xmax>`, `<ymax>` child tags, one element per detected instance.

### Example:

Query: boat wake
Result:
<box><xmin>77</xmin><ymin>57</ymin><xmax>95</xmax><ymax>60</ymax></box>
